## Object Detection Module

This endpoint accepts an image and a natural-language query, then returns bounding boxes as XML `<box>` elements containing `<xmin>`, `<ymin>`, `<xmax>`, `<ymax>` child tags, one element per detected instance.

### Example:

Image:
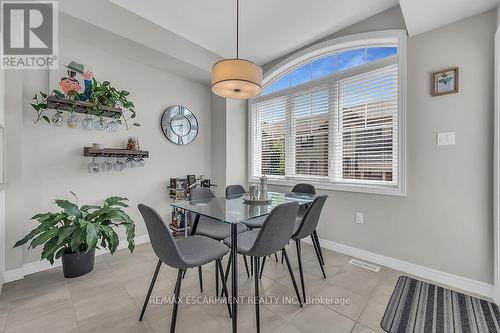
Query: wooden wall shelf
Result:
<box><xmin>83</xmin><ymin>147</ymin><xmax>149</xmax><ymax>158</ymax></box>
<box><xmin>47</xmin><ymin>96</ymin><xmax>122</xmax><ymax>119</ymax></box>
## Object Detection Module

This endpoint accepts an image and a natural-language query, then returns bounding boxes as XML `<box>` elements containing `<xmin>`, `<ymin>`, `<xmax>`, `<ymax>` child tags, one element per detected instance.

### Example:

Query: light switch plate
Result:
<box><xmin>355</xmin><ymin>212</ymin><xmax>364</xmax><ymax>224</ymax></box>
<box><xmin>437</xmin><ymin>132</ymin><xmax>456</xmax><ymax>146</ymax></box>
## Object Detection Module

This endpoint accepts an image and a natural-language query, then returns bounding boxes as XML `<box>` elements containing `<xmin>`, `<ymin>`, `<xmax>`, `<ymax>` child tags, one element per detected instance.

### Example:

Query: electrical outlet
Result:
<box><xmin>355</xmin><ymin>212</ymin><xmax>364</xmax><ymax>224</ymax></box>
<box><xmin>437</xmin><ymin>132</ymin><xmax>456</xmax><ymax>146</ymax></box>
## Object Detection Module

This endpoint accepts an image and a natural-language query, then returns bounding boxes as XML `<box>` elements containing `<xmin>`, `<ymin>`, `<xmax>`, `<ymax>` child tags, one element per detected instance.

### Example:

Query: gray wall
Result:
<box><xmin>4</xmin><ymin>26</ymin><xmax>213</xmax><ymax>271</ymax></box>
<box><xmin>263</xmin><ymin>7</ymin><xmax>496</xmax><ymax>284</ymax></box>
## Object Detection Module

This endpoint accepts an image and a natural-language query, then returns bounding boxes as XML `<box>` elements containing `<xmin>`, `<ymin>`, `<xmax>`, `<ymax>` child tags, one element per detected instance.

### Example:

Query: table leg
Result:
<box><xmin>231</xmin><ymin>223</ymin><xmax>238</xmax><ymax>333</ymax></box>
<box><xmin>190</xmin><ymin>214</ymin><xmax>200</xmax><ymax>236</ymax></box>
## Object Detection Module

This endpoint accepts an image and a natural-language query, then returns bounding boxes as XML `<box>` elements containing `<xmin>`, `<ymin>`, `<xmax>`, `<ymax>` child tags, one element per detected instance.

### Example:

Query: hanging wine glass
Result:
<box><xmin>94</xmin><ymin>117</ymin><xmax>107</xmax><ymax>131</ymax></box>
<box><xmin>82</xmin><ymin>114</ymin><xmax>93</xmax><ymax>130</ymax></box>
<box><xmin>67</xmin><ymin>112</ymin><xmax>79</xmax><ymax>129</ymax></box>
<box><xmin>88</xmin><ymin>157</ymin><xmax>100</xmax><ymax>174</ymax></box>
<box><xmin>125</xmin><ymin>156</ymin><xmax>137</xmax><ymax>168</ymax></box>
<box><xmin>52</xmin><ymin>112</ymin><xmax>64</xmax><ymax>127</ymax></box>
<box><xmin>112</xmin><ymin>158</ymin><xmax>125</xmax><ymax>172</ymax></box>
<box><xmin>101</xmin><ymin>156</ymin><xmax>112</xmax><ymax>173</ymax></box>
<box><xmin>107</xmin><ymin>119</ymin><xmax>118</xmax><ymax>133</ymax></box>
<box><xmin>134</xmin><ymin>156</ymin><xmax>145</xmax><ymax>167</ymax></box>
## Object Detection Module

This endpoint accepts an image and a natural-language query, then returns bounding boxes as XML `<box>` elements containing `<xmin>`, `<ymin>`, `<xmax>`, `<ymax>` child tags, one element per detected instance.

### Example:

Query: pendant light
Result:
<box><xmin>211</xmin><ymin>0</ymin><xmax>263</xmax><ymax>99</ymax></box>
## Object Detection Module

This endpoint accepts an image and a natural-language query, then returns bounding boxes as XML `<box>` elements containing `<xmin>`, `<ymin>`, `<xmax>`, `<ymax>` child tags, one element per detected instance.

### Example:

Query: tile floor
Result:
<box><xmin>0</xmin><ymin>241</ymin><xmax>449</xmax><ymax>333</ymax></box>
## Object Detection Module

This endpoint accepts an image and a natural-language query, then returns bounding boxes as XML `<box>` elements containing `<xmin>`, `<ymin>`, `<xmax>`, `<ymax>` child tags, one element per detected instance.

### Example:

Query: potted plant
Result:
<box><xmin>14</xmin><ymin>194</ymin><xmax>135</xmax><ymax>278</ymax></box>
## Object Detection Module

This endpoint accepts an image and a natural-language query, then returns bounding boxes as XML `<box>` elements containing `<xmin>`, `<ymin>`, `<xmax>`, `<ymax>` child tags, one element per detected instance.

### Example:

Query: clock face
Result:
<box><xmin>161</xmin><ymin>106</ymin><xmax>198</xmax><ymax>145</ymax></box>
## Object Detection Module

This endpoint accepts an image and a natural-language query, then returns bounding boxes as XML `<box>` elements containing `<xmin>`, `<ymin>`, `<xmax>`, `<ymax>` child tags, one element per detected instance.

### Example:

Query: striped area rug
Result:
<box><xmin>381</xmin><ymin>276</ymin><xmax>500</xmax><ymax>333</ymax></box>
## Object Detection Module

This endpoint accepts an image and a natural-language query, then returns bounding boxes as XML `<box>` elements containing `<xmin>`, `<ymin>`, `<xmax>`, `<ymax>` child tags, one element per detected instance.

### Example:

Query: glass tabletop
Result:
<box><xmin>170</xmin><ymin>191</ymin><xmax>315</xmax><ymax>224</ymax></box>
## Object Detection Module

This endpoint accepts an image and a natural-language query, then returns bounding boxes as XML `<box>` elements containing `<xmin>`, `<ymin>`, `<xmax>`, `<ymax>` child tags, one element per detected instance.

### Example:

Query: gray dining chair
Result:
<box><xmin>292</xmin><ymin>195</ymin><xmax>328</xmax><ymax>300</ymax></box>
<box><xmin>290</xmin><ymin>184</ymin><xmax>325</xmax><ymax>267</ymax></box>
<box><xmin>190</xmin><ymin>187</ymin><xmax>249</xmax><ymax>289</ymax></box>
<box><xmin>137</xmin><ymin>204</ymin><xmax>231</xmax><ymax>332</ymax></box>
<box><xmin>223</xmin><ymin>202</ymin><xmax>302</xmax><ymax>333</ymax></box>
<box><xmin>224</xmin><ymin>185</ymin><xmax>274</xmax><ymax>278</ymax></box>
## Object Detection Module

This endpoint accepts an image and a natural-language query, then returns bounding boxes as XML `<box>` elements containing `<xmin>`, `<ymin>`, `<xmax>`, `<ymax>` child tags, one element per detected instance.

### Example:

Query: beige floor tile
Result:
<box><xmin>328</xmin><ymin>270</ymin><xmax>379</xmax><ymax>297</ymax></box>
<box><xmin>308</xmin><ymin>283</ymin><xmax>368</xmax><ymax>321</ymax></box>
<box><xmin>357</xmin><ymin>300</ymin><xmax>387</xmax><ymax>332</ymax></box>
<box><xmin>77</xmin><ymin>303</ymin><xmax>153</xmax><ymax>333</ymax></box>
<box><xmin>262</xmin><ymin>282</ymin><xmax>303</xmax><ymax>321</ymax></box>
<box><xmin>236</xmin><ymin>304</ymin><xmax>288</xmax><ymax>333</ymax></box>
<box><xmin>278</xmin><ymin>324</ymin><xmax>304</xmax><ymax>333</ymax></box>
<box><xmin>289</xmin><ymin>304</ymin><xmax>355</xmax><ymax>333</ymax></box>
<box><xmin>370</xmin><ymin>281</ymin><xmax>397</xmax><ymax>306</ymax></box>
<box><xmin>351</xmin><ymin>323</ymin><xmax>377</xmax><ymax>333</ymax></box>
<box><xmin>71</xmin><ymin>283</ymin><xmax>135</xmax><ymax>321</ymax></box>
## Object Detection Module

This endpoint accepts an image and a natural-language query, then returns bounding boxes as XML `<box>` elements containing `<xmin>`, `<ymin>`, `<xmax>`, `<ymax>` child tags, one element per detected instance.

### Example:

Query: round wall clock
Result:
<box><xmin>161</xmin><ymin>105</ymin><xmax>199</xmax><ymax>145</ymax></box>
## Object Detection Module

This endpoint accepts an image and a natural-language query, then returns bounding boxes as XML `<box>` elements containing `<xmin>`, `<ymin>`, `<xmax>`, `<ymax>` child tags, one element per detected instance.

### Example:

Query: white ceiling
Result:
<box><xmin>400</xmin><ymin>0</ymin><xmax>499</xmax><ymax>36</ymax></box>
<box><xmin>110</xmin><ymin>0</ymin><xmax>499</xmax><ymax>65</ymax></box>
<box><xmin>110</xmin><ymin>0</ymin><xmax>398</xmax><ymax>65</ymax></box>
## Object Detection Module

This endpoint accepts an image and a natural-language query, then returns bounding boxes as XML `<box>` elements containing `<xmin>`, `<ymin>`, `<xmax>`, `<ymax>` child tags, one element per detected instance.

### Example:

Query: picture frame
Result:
<box><xmin>432</xmin><ymin>67</ymin><xmax>459</xmax><ymax>96</ymax></box>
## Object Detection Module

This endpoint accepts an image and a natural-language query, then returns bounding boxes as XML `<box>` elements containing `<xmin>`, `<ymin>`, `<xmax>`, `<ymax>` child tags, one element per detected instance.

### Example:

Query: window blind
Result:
<box><xmin>250</xmin><ymin>59</ymin><xmax>401</xmax><ymax>191</ymax></box>
<box><xmin>251</xmin><ymin>96</ymin><xmax>288</xmax><ymax>177</ymax></box>
<box><xmin>333</xmin><ymin>64</ymin><xmax>398</xmax><ymax>185</ymax></box>
<box><xmin>290</xmin><ymin>86</ymin><xmax>330</xmax><ymax>178</ymax></box>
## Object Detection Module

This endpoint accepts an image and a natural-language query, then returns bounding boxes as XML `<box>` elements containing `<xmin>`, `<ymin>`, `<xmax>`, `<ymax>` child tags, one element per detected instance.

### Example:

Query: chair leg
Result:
<box><xmin>222</xmin><ymin>252</ymin><xmax>232</xmax><ymax>297</ymax></box>
<box><xmin>259</xmin><ymin>256</ymin><xmax>266</xmax><ymax>279</ymax></box>
<box><xmin>215</xmin><ymin>261</ymin><xmax>219</xmax><ymax>296</ymax></box>
<box><xmin>198</xmin><ymin>266</ymin><xmax>203</xmax><ymax>293</ymax></box>
<box><xmin>313</xmin><ymin>230</ymin><xmax>325</xmax><ymax>266</ymax></box>
<box><xmin>254</xmin><ymin>257</ymin><xmax>261</xmax><ymax>333</ymax></box>
<box><xmin>295</xmin><ymin>239</ymin><xmax>306</xmax><ymax>302</ymax></box>
<box><xmin>282</xmin><ymin>248</ymin><xmax>303</xmax><ymax>308</ymax></box>
<box><xmin>274</xmin><ymin>252</ymin><xmax>279</xmax><ymax>262</ymax></box>
<box><xmin>251</xmin><ymin>256</ymin><xmax>254</xmax><ymax>276</ymax></box>
<box><xmin>311</xmin><ymin>235</ymin><xmax>326</xmax><ymax>279</ymax></box>
<box><xmin>170</xmin><ymin>269</ymin><xmax>184</xmax><ymax>333</ymax></box>
<box><xmin>216</xmin><ymin>259</ymin><xmax>232</xmax><ymax>318</ymax></box>
<box><xmin>139</xmin><ymin>259</ymin><xmax>162</xmax><ymax>321</ymax></box>
<box><xmin>281</xmin><ymin>250</ymin><xmax>284</xmax><ymax>264</ymax></box>
<box><xmin>243</xmin><ymin>255</ymin><xmax>251</xmax><ymax>278</ymax></box>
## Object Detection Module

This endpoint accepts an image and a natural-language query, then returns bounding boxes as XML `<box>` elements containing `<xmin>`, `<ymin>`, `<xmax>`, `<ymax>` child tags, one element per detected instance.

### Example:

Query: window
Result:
<box><xmin>249</xmin><ymin>31</ymin><xmax>406</xmax><ymax>195</ymax></box>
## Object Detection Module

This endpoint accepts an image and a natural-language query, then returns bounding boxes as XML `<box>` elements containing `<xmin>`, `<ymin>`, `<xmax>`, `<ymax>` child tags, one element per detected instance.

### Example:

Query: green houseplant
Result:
<box><xmin>14</xmin><ymin>194</ymin><xmax>135</xmax><ymax>278</ymax></box>
<box><xmin>30</xmin><ymin>78</ymin><xmax>140</xmax><ymax>129</ymax></box>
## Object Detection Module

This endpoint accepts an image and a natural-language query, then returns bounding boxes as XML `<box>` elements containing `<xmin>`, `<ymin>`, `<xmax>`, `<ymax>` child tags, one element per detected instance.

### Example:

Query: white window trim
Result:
<box><xmin>248</xmin><ymin>30</ymin><xmax>407</xmax><ymax>197</ymax></box>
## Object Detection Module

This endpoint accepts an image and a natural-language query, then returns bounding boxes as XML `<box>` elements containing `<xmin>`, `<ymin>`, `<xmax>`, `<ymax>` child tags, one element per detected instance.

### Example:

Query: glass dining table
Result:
<box><xmin>170</xmin><ymin>191</ymin><xmax>315</xmax><ymax>333</ymax></box>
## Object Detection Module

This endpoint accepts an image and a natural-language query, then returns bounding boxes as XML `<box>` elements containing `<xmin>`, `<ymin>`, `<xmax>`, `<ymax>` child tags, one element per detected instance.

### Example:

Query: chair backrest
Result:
<box><xmin>246</xmin><ymin>201</ymin><xmax>299</xmax><ymax>257</ymax></box>
<box><xmin>190</xmin><ymin>187</ymin><xmax>216</xmax><ymax>201</ymax></box>
<box><xmin>138</xmin><ymin>204</ymin><xmax>184</xmax><ymax>268</ymax></box>
<box><xmin>226</xmin><ymin>184</ymin><xmax>246</xmax><ymax>197</ymax></box>
<box><xmin>293</xmin><ymin>195</ymin><xmax>327</xmax><ymax>239</ymax></box>
<box><xmin>291</xmin><ymin>183</ymin><xmax>316</xmax><ymax>195</ymax></box>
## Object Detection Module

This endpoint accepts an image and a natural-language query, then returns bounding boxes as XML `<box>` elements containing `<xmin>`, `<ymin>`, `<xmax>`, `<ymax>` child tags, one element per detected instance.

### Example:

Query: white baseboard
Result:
<box><xmin>305</xmin><ymin>237</ymin><xmax>494</xmax><ymax>299</ymax></box>
<box><xmin>3</xmin><ymin>234</ymin><xmax>150</xmax><ymax>283</ymax></box>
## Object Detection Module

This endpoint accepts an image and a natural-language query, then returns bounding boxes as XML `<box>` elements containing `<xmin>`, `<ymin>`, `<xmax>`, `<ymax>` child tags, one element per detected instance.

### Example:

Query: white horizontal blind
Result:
<box><xmin>289</xmin><ymin>86</ymin><xmax>330</xmax><ymax>179</ymax></box>
<box><xmin>251</xmin><ymin>96</ymin><xmax>288</xmax><ymax>177</ymax></box>
<box><xmin>333</xmin><ymin>64</ymin><xmax>398</xmax><ymax>185</ymax></box>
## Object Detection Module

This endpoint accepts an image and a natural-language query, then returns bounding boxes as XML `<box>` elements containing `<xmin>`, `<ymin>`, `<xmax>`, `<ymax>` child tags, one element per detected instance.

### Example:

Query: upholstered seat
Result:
<box><xmin>195</xmin><ymin>216</ymin><xmax>247</xmax><ymax>240</ymax></box>
<box><xmin>176</xmin><ymin>235</ymin><xmax>230</xmax><ymax>268</ymax></box>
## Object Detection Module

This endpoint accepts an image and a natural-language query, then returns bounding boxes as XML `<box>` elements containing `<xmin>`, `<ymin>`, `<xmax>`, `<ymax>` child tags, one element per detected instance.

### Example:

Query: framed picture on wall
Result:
<box><xmin>432</xmin><ymin>67</ymin><xmax>459</xmax><ymax>96</ymax></box>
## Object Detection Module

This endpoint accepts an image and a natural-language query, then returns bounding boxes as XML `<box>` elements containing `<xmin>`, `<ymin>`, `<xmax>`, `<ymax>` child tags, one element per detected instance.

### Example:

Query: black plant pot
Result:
<box><xmin>61</xmin><ymin>248</ymin><xmax>95</xmax><ymax>278</ymax></box>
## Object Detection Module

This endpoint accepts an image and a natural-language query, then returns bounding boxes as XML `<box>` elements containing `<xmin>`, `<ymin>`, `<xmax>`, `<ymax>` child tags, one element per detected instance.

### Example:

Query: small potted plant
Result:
<box><xmin>14</xmin><ymin>194</ymin><xmax>135</xmax><ymax>278</ymax></box>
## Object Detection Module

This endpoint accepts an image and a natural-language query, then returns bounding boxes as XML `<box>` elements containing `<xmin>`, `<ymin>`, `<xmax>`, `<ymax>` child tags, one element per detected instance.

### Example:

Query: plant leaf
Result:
<box><xmin>30</xmin><ymin>229</ymin><xmax>59</xmax><ymax>248</ymax></box>
<box><xmin>42</xmin><ymin>116</ymin><xmax>50</xmax><ymax>124</ymax></box>
<box><xmin>85</xmin><ymin>223</ymin><xmax>99</xmax><ymax>249</ymax></box>
<box><xmin>55</xmin><ymin>200</ymin><xmax>82</xmax><ymax>219</ymax></box>
<box><xmin>104</xmin><ymin>196</ymin><xmax>129</xmax><ymax>208</ymax></box>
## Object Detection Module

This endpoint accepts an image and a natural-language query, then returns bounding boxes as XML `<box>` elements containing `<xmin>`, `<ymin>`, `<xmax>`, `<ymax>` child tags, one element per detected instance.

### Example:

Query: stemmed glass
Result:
<box><xmin>125</xmin><ymin>156</ymin><xmax>137</xmax><ymax>168</ymax></box>
<box><xmin>112</xmin><ymin>158</ymin><xmax>125</xmax><ymax>172</ymax></box>
<box><xmin>94</xmin><ymin>117</ymin><xmax>107</xmax><ymax>131</ymax></box>
<box><xmin>82</xmin><ymin>115</ymin><xmax>93</xmax><ymax>131</ymax></box>
<box><xmin>107</xmin><ymin>119</ymin><xmax>118</xmax><ymax>133</ymax></box>
<box><xmin>135</xmin><ymin>156</ymin><xmax>145</xmax><ymax>167</ymax></box>
<box><xmin>101</xmin><ymin>156</ymin><xmax>112</xmax><ymax>173</ymax></box>
<box><xmin>88</xmin><ymin>157</ymin><xmax>100</xmax><ymax>174</ymax></box>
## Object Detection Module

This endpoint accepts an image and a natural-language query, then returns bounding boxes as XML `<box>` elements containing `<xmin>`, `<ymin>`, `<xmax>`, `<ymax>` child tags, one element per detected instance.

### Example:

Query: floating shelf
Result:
<box><xmin>47</xmin><ymin>96</ymin><xmax>122</xmax><ymax>119</ymax></box>
<box><xmin>83</xmin><ymin>147</ymin><xmax>149</xmax><ymax>158</ymax></box>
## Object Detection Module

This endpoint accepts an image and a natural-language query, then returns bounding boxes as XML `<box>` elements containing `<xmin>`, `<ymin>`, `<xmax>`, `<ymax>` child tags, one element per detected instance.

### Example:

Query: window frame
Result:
<box><xmin>248</xmin><ymin>30</ymin><xmax>407</xmax><ymax>196</ymax></box>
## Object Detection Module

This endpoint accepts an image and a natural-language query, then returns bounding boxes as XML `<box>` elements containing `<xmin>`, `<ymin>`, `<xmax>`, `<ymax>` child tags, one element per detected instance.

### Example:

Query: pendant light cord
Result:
<box><xmin>236</xmin><ymin>0</ymin><xmax>239</xmax><ymax>59</ymax></box>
